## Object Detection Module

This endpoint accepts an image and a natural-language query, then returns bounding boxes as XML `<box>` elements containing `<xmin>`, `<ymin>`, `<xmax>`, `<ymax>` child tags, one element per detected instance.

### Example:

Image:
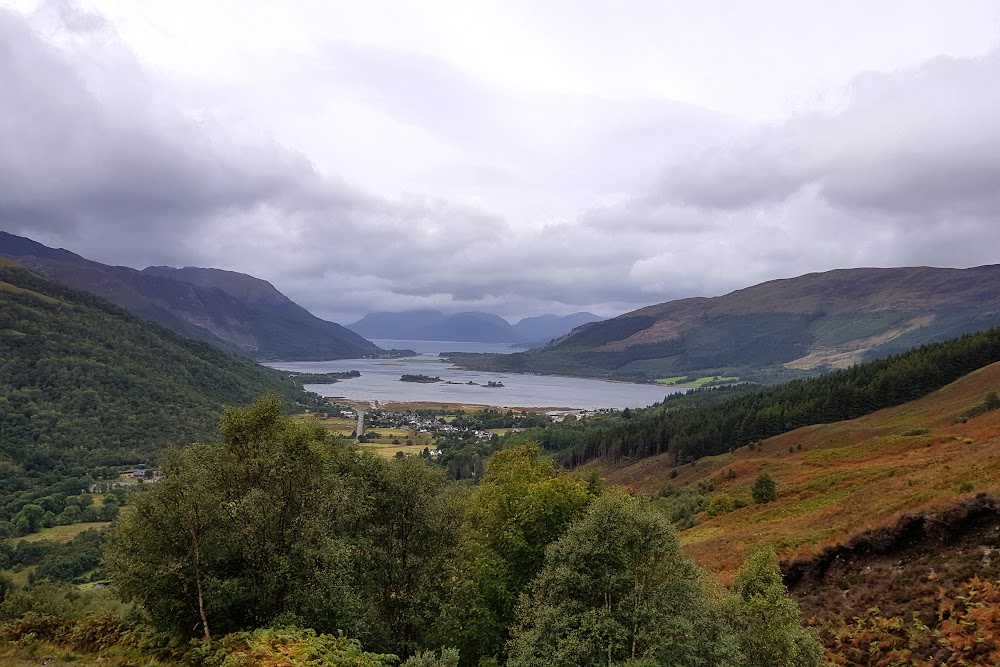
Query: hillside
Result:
<box><xmin>511</xmin><ymin>312</ymin><xmax>603</xmax><ymax>343</ymax></box>
<box><xmin>596</xmin><ymin>358</ymin><xmax>1000</xmax><ymax>576</ymax></box>
<box><xmin>588</xmin><ymin>360</ymin><xmax>1000</xmax><ymax>664</ymax></box>
<box><xmin>0</xmin><ymin>261</ymin><xmax>330</xmax><ymax>534</ymax></box>
<box><xmin>461</xmin><ymin>265</ymin><xmax>1000</xmax><ymax>381</ymax></box>
<box><xmin>0</xmin><ymin>232</ymin><xmax>378</xmax><ymax>360</ymax></box>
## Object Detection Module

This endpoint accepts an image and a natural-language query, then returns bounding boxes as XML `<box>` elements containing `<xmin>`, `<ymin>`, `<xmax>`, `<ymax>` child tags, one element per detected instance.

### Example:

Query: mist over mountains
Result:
<box><xmin>348</xmin><ymin>310</ymin><xmax>603</xmax><ymax>344</ymax></box>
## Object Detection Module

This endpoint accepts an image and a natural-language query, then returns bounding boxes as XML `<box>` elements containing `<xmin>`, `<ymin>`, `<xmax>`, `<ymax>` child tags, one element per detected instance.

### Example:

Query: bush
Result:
<box><xmin>401</xmin><ymin>647</ymin><xmax>460</xmax><ymax>667</ymax></box>
<box><xmin>190</xmin><ymin>627</ymin><xmax>397</xmax><ymax>667</ymax></box>
<box><xmin>707</xmin><ymin>493</ymin><xmax>736</xmax><ymax>517</ymax></box>
<box><xmin>752</xmin><ymin>473</ymin><xmax>777</xmax><ymax>504</ymax></box>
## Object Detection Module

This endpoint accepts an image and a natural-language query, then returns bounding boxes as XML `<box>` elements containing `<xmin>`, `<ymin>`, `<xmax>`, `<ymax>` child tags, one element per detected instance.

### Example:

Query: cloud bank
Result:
<box><xmin>2</xmin><ymin>2</ymin><xmax>1000</xmax><ymax>323</ymax></box>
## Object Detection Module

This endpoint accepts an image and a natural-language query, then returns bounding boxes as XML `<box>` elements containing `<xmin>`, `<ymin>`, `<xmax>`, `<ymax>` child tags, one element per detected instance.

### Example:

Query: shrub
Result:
<box><xmin>752</xmin><ymin>473</ymin><xmax>777</xmax><ymax>504</ymax></box>
<box><xmin>707</xmin><ymin>493</ymin><xmax>735</xmax><ymax>517</ymax></box>
<box><xmin>190</xmin><ymin>627</ymin><xmax>397</xmax><ymax>667</ymax></box>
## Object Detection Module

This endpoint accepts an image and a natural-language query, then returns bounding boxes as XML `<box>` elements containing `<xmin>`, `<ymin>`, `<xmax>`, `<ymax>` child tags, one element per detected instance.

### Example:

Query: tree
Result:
<box><xmin>435</xmin><ymin>444</ymin><xmax>599</xmax><ymax>666</ymax></box>
<box><xmin>508</xmin><ymin>492</ymin><xmax>740</xmax><ymax>667</ymax></box>
<box><xmin>725</xmin><ymin>547</ymin><xmax>824</xmax><ymax>667</ymax></box>
<box><xmin>105</xmin><ymin>396</ymin><xmax>357</xmax><ymax>638</ymax></box>
<box><xmin>752</xmin><ymin>472</ymin><xmax>777</xmax><ymax>504</ymax></box>
<box><xmin>351</xmin><ymin>456</ymin><xmax>467</xmax><ymax>657</ymax></box>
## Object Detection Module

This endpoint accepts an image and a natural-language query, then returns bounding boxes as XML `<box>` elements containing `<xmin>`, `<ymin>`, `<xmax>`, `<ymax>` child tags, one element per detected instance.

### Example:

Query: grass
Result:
<box><xmin>597</xmin><ymin>359</ymin><xmax>1000</xmax><ymax>579</ymax></box>
<box><xmin>0</xmin><ymin>280</ymin><xmax>64</xmax><ymax>305</ymax></box>
<box><xmin>361</xmin><ymin>442</ymin><xmax>431</xmax><ymax>458</ymax></box>
<box><xmin>0</xmin><ymin>644</ymin><xmax>175</xmax><ymax>667</ymax></box>
<box><xmin>655</xmin><ymin>375</ymin><xmax>739</xmax><ymax>388</ymax></box>
<box><xmin>293</xmin><ymin>414</ymin><xmax>357</xmax><ymax>435</ymax></box>
<box><xmin>11</xmin><ymin>522</ymin><xmax>111</xmax><ymax>544</ymax></box>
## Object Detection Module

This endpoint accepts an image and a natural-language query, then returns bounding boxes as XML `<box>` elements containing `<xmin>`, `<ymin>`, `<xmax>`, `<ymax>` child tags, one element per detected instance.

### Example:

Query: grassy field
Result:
<box><xmin>599</xmin><ymin>360</ymin><xmax>1000</xmax><ymax>580</ymax></box>
<box><xmin>11</xmin><ymin>522</ymin><xmax>112</xmax><ymax>544</ymax></box>
<box><xmin>655</xmin><ymin>375</ymin><xmax>740</xmax><ymax>388</ymax></box>
<box><xmin>361</xmin><ymin>442</ymin><xmax>431</xmax><ymax>458</ymax></box>
<box><xmin>293</xmin><ymin>414</ymin><xmax>357</xmax><ymax>435</ymax></box>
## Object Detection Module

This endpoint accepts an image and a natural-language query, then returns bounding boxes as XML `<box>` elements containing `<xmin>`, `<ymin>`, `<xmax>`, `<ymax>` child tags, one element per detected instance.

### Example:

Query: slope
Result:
<box><xmin>511</xmin><ymin>312</ymin><xmax>603</xmax><ymax>344</ymax></box>
<box><xmin>142</xmin><ymin>265</ymin><xmax>376</xmax><ymax>359</ymax></box>
<box><xmin>0</xmin><ymin>261</ymin><xmax>330</xmax><ymax>533</ymax></box>
<box><xmin>599</xmin><ymin>361</ymin><xmax>1000</xmax><ymax>666</ymax></box>
<box><xmin>597</xmin><ymin>358</ymin><xmax>1000</xmax><ymax>579</ymax></box>
<box><xmin>0</xmin><ymin>231</ymin><xmax>377</xmax><ymax>360</ymax></box>
<box><xmin>467</xmin><ymin>265</ymin><xmax>1000</xmax><ymax>381</ymax></box>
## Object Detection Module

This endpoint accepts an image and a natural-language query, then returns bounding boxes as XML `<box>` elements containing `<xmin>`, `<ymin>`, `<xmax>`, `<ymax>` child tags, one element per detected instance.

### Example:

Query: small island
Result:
<box><xmin>285</xmin><ymin>370</ymin><xmax>361</xmax><ymax>385</ymax></box>
<box><xmin>400</xmin><ymin>374</ymin><xmax>443</xmax><ymax>383</ymax></box>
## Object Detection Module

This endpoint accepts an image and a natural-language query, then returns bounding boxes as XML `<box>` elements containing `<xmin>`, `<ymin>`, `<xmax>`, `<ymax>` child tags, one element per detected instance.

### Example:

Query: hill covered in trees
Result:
<box><xmin>0</xmin><ymin>259</ymin><xmax>330</xmax><ymax>537</ymax></box>
<box><xmin>456</xmin><ymin>265</ymin><xmax>1000</xmax><ymax>382</ymax></box>
<box><xmin>500</xmin><ymin>325</ymin><xmax>1000</xmax><ymax>468</ymax></box>
<box><xmin>0</xmin><ymin>231</ymin><xmax>378</xmax><ymax>360</ymax></box>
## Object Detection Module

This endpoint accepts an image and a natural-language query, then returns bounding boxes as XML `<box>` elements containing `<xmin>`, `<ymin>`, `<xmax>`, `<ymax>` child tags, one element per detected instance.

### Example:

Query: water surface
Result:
<box><xmin>268</xmin><ymin>340</ymin><xmax>684</xmax><ymax>410</ymax></box>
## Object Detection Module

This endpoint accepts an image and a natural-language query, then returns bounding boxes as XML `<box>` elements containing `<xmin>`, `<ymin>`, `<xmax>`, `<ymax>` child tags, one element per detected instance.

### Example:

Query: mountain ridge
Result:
<box><xmin>459</xmin><ymin>264</ymin><xmax>1000</xmax><ymax>381</ymax></box>
<box><xmin>0</xmin><ymin>231</ymin><xmax>377</xmax><ymax>361</ymax></box>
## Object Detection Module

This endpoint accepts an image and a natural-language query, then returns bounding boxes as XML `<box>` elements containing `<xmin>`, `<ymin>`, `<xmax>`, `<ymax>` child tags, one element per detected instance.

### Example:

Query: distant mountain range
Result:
<box><xmin>347</xmin><ymin>310</ymin><xmax>602</xmax><ymax>344</ymax></box>
<box><xmin>455</xmin><ymin>265</ymin><xmax>1000</xmax><ymax>382</ymax></box>
<box><xmin>0</xmin><ymin>232</ymin><xmax>377</xmax><ymax>360</ymax></box>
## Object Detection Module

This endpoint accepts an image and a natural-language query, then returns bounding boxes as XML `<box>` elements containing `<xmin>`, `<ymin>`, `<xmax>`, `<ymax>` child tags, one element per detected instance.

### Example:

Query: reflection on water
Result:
<box><xmin>267</xmin><ymin>340</ymin><xmax>684</xmax><ymax>410</ymax></box>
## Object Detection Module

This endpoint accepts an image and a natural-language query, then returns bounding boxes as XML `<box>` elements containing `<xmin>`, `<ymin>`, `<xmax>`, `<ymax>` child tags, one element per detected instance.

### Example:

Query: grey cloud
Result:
<box><xmin>9</xmin><ymin>2</ymin><xmax>1000</xmax><ymax>330</ymax></box>
<box><xmin>656</xmin><ymin>49</ymin><xmax>1000</xmax><ymax>223</ymax></box>
<box><xmin>0</xmin><ymin>6</ymin><xmax>336</xmax><ymax>266</ymax></box>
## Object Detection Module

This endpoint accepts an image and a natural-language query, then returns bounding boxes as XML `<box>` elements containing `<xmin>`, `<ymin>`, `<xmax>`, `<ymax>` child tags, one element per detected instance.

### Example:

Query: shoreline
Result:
<box><xmin>331</xmin><ymin>398</ymin><xmax>569</xmax><ymax>413</ymax></box>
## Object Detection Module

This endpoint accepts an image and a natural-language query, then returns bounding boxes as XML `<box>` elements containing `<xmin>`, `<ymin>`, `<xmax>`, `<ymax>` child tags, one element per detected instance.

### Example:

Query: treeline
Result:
<box><xmin>0</xmin><ymin>397</ymin><xmax>824</xmax><ymax>667</ymax></box>
<box><xmin>504</xmin><ymin>326</ymin><xmax>1000</xmax><ymax>467</ymax></box>
<box><xmin>0</xmin><ymin>264</ymin><xmax>331</xmax><ymax>536</ymax></box>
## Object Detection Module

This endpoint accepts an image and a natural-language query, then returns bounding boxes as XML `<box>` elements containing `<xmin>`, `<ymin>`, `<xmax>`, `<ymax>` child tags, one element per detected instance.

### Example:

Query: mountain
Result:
<box><xmin>512</xmin><ymin>312</ymin><xmax>603</xmax><ymax>343</ymax></box>
<box><xmin>0</xmin><ymin>258</ymin><xmax>331</xmax><ymax>530</ymax></box>
<box><xmin>348</xmin><ymin>310</ymin><xmax>603</xmax><ymax>344</ymax></box>
<box><xmin>464</xmin><ymin>265</ymin><xmax>1000</xmax><ymax>381</ymax></box>
<box><xmin>349</xmin><ymin>310</ymin><xmax>523</xmax><ymax>343</ymax></box>
<box><xmin>0</xmin><ymin>231</ymin><xmax>377</xmax><ymax>360</ymax></box>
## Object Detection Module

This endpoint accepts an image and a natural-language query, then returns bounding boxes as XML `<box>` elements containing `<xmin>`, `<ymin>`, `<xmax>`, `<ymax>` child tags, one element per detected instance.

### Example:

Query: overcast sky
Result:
<box><xmin>2</xmin><ymin>0</ymin><xmax>1000</xmax><ymax>323</ymax></box>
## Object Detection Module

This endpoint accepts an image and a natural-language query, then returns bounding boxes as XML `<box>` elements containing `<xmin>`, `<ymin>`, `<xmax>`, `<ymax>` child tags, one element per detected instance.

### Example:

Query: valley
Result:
<box><xmin>6</xmin><ymin>239</ymin><xmax>1000</xmax><ymax>666</ymax></box>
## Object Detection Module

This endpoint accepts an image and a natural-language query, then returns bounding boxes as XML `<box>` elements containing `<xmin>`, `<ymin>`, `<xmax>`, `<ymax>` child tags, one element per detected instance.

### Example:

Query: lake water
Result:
<box><xmin>266</xmin><ymin>339</ymin><xmax>685</xmax><ymax>410</ymax></box>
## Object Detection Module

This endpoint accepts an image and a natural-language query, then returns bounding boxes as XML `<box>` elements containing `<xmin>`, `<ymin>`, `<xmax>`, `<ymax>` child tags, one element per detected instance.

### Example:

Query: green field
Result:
<box><xmin>361</xmin><ymin>442</ymin><xmax>431</xmax><ymax>458</ymax></box>
<box><xmin>655</xmin><ymin>375</ymin><xmax>739</xmax><ymax>388</ymax></box>
<box><xmin>11</xmin><ymin>522</ymin><xmax>111</xmax><ymax>544</ymax></box>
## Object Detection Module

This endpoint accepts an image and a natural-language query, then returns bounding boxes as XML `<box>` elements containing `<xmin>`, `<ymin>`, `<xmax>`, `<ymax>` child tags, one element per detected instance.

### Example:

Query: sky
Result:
<box><xmin>2</xmin><ymin>0</ymin><xmax>1000</xmax><ymax>324</ymax></box>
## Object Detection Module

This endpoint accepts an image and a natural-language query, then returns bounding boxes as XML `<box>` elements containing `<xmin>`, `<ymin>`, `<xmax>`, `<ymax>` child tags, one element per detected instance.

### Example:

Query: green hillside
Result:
<box><xmin>0</xmin><ymin>232</ymin><xmax>379</xmax><ymax>361</ymax></box>
<box><xmin>456</xmin><ymin>265</ymin><xmax>1000</xmax><ymax>382</ymax></box>
<box><xmin>0</xmin><ymin>262</ymin><xmax>329</xmax><ymax>536</ymax></box>
<box><xmin>499</xmin><ymin>326</ymin><xmax>1000</xmax><ymax>470</ymax></box>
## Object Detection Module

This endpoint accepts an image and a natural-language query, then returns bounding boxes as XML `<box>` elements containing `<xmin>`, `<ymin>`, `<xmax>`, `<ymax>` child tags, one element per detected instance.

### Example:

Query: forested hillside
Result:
<box><xmin>459</xmin><ymin>265</ymin><xmax>1000</xmax><ymax>382</ymax></box>
<box><xmin>502</xmin><ymin>326</ymin><xmax>1000</xmax><ymax>467</ymax></box>
<box><xmin>0</xmin><ymin>260</ymin><xmax>329</xmax><ymax>536</ymax></box>
<box><xmin>0</xmin><ymin>232</ymin><xmax>379</xmax><ymax>360</ymax></box>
